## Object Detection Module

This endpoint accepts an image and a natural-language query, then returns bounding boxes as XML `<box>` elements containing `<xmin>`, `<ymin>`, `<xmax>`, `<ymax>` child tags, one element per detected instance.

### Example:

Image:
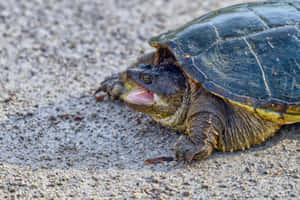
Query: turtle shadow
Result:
<box><xmin>1</xmin><ymin>94</ymin><xmax>299</xmax><ymax>172</ymax></box>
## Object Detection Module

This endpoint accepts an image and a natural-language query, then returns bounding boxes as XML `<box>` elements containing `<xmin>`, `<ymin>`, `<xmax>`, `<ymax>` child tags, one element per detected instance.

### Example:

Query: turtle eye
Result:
<box><xmin>141</xmin><ymin>73</ymin><xmax>152</xmax><ymax>84</ymax></box>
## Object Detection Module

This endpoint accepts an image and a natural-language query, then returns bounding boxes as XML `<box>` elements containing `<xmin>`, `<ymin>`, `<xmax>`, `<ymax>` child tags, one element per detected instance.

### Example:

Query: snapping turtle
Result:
<box><xmin>96</xmin><ymin>0</ymin><xmax>300</xmax><ymax>161</ymax></box>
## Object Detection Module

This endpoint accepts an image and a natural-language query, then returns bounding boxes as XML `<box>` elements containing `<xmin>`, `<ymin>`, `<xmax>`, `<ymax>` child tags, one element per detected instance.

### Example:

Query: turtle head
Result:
<box><xmin>121</xmin><ymin>64</ymin><xmax>186</xmax><ymax>119</ymax></box>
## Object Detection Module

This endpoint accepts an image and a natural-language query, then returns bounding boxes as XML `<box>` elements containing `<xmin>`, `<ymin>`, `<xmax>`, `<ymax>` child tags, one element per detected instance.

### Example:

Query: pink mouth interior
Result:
<box><xmin>126</xmin><ymin>88</ymin><xmax>154</xmax><ymax>104</ymax></box>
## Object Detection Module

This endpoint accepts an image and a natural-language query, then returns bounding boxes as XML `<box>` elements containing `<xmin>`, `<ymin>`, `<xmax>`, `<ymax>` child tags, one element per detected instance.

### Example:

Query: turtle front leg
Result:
<box><xmin>175</xmin><ymin>83</ymin><xmax>226</xmax><ymax>161</ymax></box>
<box><xmin>175</xmin><ymin>112</ymin><xmax>224</xmax><ymax>161</ymax></box>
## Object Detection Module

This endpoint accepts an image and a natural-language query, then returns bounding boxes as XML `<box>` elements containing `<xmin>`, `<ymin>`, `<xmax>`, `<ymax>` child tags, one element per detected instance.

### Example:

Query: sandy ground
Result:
<box><xmin>0</xmin><ymin>0</ymin><xmax>299</xmax><ymax>199</ymax></box>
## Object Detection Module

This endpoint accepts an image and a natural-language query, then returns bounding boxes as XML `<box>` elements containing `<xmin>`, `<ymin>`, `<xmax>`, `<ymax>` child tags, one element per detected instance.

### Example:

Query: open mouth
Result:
<box><xmin>125</xmin><ymin>87</ymin><xmax>154</xmax><ymax>104</ymax></box>
<box><xmin>121</xmin><ymin>83</ymin><xmax>168</xmax><ymax>107</ymax></box>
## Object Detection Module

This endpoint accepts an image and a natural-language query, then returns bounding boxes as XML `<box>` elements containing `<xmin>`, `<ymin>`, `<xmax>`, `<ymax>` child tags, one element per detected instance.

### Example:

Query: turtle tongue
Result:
<box><xmin>126</xmin><ymin>88</ymin><xmax>154</xmax><ymax>104</ymax></box>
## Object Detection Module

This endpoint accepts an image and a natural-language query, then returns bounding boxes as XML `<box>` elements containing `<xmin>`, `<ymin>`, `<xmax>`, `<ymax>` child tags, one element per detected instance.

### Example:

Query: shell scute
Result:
<box><xmin>150</xmin><ymin>1</ymin><xmax>300</xmax><ymax>122</ymax></box>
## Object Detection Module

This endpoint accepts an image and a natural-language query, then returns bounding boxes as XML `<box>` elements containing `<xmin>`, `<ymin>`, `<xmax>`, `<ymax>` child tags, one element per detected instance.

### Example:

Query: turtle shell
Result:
<box><xmin>149</xmin><ymin>0</ymin><xmax>300</xmax><ymax>124</ymax></box>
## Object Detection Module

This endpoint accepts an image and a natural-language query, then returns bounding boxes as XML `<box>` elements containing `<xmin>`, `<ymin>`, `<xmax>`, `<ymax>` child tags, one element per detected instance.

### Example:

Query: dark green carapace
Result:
<box><xmin>150</xmin><ymin>0</ymin><xmax>300</xmax><ymax>115</ymax></box>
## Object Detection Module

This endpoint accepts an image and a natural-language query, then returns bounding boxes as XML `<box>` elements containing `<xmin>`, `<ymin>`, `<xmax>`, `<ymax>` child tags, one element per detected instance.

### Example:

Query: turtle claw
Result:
<box><xmin>94</xmin><ymin>73</ymin><xmax>125</xmax><ymax>100</ymax></box>
<box><xmin>175</xmin><ymin>135</ymin><xmax>212</xmax><ymax>162</ymax></box>
<box><xmin>175</xmin><ymin>135</ymin><xmax>198</xmax><ymax>162</ymax></box>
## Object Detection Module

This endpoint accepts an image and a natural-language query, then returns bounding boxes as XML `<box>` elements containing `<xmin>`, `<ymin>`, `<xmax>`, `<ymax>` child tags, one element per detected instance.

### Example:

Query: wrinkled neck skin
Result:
<box><xmin>152</xmin><ymin>82</ymin><xmax>190</xmax><ymax>131</ymax></box>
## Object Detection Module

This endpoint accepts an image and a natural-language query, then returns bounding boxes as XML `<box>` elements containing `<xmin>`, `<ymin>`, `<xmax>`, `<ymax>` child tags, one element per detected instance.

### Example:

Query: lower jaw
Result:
<box><xmin>123</xmin><ymin>100</ymin><xmax>155</xmax><ymax>113</ymax></box>
<box><xmin>120</xmin><ymin>85</ymin><xmax>172</xmax><ymax>116</ymax></box>
<box><xmin>123</xmin><ymin>98</ymin><xmax>174</xmax><ymax>119</ymax></box>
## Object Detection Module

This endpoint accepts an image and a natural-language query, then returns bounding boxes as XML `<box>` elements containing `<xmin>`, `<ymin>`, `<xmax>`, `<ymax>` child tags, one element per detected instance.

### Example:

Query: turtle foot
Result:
<box><xmin>175</xmin><ymin>135</ymin><xmax>213</xmax><ymax>162</ymax></box>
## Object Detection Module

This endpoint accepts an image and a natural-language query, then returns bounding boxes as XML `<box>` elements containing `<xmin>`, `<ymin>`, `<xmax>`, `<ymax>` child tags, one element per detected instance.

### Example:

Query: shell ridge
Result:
<box><xmin>221</xmin><ymin>24</ymin><xmax>297</xmax><ymax>41</ymax></box>
<box><xmin>210</xmin><ymin>23</ymin><xmax>221</xmax><ymax>41</ymax></box>
<box><xmin>247</xmin><ymin>7</ymin><xmax>270</xmax><ymax>29</ymax></box>
<box><xmin>243</xmin><ymin>37</ymin><xmax>272</xmax><ymax>97</ymax></box>
<box><xmin>154</xmin><ymin>26</ymin><xmax>300</xmax><ymax>60</ymax></box>
<box><xmin>188</xmin><ymin>22</ymin><xmax>221</xmax><ymax>57</ymax></box>
<box><xmin>190</xmin><ymin>56</ymin><xmax>208</xmax><ymax>81</ymax></box>
<box><xmin>289</xmin><ymin>2</ymin><xmax>300</xmax><ymax>11</ymax></box>
<box><xmin>179</xmin><ymin>25</ymin><xmax>299</xmax><ymax>55</ymax></box>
